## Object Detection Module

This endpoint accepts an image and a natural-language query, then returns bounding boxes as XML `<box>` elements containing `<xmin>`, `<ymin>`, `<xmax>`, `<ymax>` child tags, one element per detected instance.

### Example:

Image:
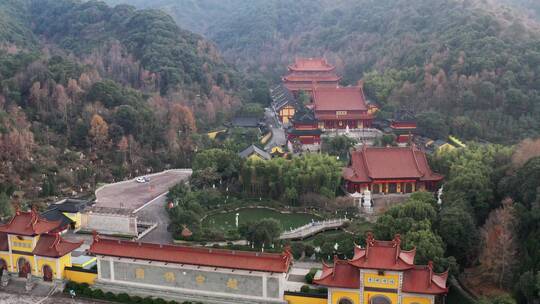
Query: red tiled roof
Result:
<box><xmin>0</xmin><ymin>233</ymin><xmax>8</xmax><ymax>251</ymax></box>
<box><xmin>284</xmin><ymin>82</ymin><xmax>338</xmax><ymax>91</ymax></box>
<box><xmin>313</xmin><ymin>259</ymin><xmax>360</xmax><ymax>289</ymax></box>
<box><xmin>343</xmin><ymin>146</ymin><xmax>444</xmax><ymax>183</ymax></box>
<box><xmin>313</xmin><ymin>87</ymin><xmax>368</xmax><ymax>112</ymax></box>
<box><xmin>89</xmin><ymin>236</ymin><xmax>292</xmax><ymax>273</ymax></box>
<box><xmin>315</xmin><ymin>113</ymin><xmax>373</xmax><ymax>120</ymax></box>
<box><xmin>283</xmin><ymin>72</ymin><xmax>341</xmax><ymax>82</ymax></box>
<box><xmin>349</xmin><ymin>234</ymin><xmax>416</xmax><ymax>271</ymax></box>
<box><xmin>0</xmin><ymin>209</ymin><xmax>62</xmax><ymax>236</ymax></box>
<box><xmin>32</xmin><ymin>233</ymin><xmax>82</xmax><ymax>258</ymax></box>
<box><xmin>314</xmin><ymin>235</ymin><xmax>449</xmax><ymax>295</ymax></box>
<box><xmin>402</xmin><ymin>263</ymin><xmax>449</xmax><ymax>295</ymax></box>
<box><xmin>288</xmin><ymin>58</ymin><xmax>335</xmax><ymax>72</ymax></box>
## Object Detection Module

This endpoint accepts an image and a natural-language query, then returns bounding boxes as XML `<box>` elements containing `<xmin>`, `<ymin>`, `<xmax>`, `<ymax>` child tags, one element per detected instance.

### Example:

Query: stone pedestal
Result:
<box><xmin>1</xmin><ymin>271</ymin><xmax>9</xmax><ymax>287</ymax></box>
<box><xmin>25</xmin><ymin>274</ymin><xmax>34</xmax><ymax>291</ymax></box>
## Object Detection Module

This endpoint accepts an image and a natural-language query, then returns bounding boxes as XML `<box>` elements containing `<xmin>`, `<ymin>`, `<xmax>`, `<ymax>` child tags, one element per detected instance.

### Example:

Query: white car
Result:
<box><xmin>135</xmin><ymin>177</ymin><xmax>150</xmax><ymax>183</ymax></box>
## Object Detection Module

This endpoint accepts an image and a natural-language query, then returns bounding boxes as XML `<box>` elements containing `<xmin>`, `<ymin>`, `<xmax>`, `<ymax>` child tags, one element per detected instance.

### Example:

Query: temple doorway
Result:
<box><xmin>17</xmin><ymin>257</ymin><xmax>31</xmax><ymax>278</ymax></box>
<box><xmin>42</xmin><ymin>264</ymin><xmax>53</xmax><ymax>282</ymax></box>
<box><xmin>0</xmin><ymin>258</ymin><xmax>6</xmax><ymax>275</ymax></box>
<box><xmin>370</xmin><ymin>295</ymin><xmax>392</xmax><ymax>304</ymax></box>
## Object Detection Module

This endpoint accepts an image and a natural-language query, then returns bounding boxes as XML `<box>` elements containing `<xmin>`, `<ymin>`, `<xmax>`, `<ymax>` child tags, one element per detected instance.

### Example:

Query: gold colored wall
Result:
<box><xmin>402</xmin><ymin>296</ymin><xmax>433</xmax><ymax>304</ymax></box>
<box><xmin>363</xmin><ymin>291</ymin><xmax>398</xmax><ymax>304</ymax></box>
<box><xmin>65</xmin><ymin>269</ymin><xmax>98</xmax><ymax>285</ymax></box>
<box><xmin>284</xmin><ymin>294</ymin><xmax>327</xmax><ymax>304</ymax></box>
<box><xmin>331</xmin><ymin>290</ymin><xmax>361</xmax><ymax>304</ymax></box>
<box><xmin>364</xmin><ymin>273</ymin><xmax>399</xmax><ymax>289</ymax></box>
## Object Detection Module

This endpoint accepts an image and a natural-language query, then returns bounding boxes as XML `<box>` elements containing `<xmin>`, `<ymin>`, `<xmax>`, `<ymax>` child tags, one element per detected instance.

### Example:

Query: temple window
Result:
<box><xmin>338</xmin><ymin>298</ymin><xmax>354</xmax><ymax>304</ymax></box>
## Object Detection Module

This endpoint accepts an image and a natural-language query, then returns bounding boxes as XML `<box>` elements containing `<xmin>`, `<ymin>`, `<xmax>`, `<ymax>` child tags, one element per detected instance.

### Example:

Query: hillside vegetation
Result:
<box><xmin>114</xmin><ymin>0</ymin><xmax>540</xmax><ymax>144</ymax></box>
<box><xmin>0</xmin><ymin>0</ymin><xmax>248</xmax><ymax>202</ymax></box>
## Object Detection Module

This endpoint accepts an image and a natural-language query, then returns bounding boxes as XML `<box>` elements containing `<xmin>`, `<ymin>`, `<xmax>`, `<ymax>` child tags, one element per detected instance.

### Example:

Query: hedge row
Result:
<box><xmin>64</xmin><ymin>281</ymin><xmax>203</xmax><ymax>304</ymax></box>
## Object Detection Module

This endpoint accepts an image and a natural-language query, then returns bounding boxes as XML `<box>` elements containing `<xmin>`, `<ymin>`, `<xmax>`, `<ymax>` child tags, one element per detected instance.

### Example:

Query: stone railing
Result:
<box><xmin>279</xmin><ymin>218</ymin><xmax>349</xmax><ymax>240</ymax></box>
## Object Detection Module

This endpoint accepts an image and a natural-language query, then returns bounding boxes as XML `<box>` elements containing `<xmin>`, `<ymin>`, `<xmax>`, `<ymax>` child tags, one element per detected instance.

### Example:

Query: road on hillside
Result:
<box><xmin>264</xmin><ymin>108</ymin><xmax>287</xmax><ymax>149</ymax></box>
<box><xmin>95</xmin><ymin>169</ymin><xmax>191</xmax><ymax>211</ymax></box>
<box><xmin>137</xmin><ymin>193</ymin><xmax>174</xmax><ymax>244</ymax></box>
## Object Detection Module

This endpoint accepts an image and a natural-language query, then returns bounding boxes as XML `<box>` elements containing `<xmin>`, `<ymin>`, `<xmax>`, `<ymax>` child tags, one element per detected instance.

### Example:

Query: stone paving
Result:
<box><xmin>0</xmin><ymin>292</ymin><xmax>101</xmax><ymax>303</ymax></box>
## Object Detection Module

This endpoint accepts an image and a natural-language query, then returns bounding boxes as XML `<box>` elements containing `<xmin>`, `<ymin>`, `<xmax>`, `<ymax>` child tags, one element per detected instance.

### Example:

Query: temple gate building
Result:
<box><xmin>313</xmin><ymin>86</ymin><xmax>373</xmax><ymax>130</ymax></box>
<box><xmin>313</xmin><ymin>234</ymin><xmax>448</xmax><ymax>304</ymax></box>
<box><xmin>282</xmin><ymin>58</ymin><xmax>340</xmax><ymax>96</ymax></box>
<box><xmin>287</xmin><ymin>109</ymin><xmax>322</xmax><ymax>146</ymax></box>
<box><xmin>0</xmin><ymin>209</ymin><xmax>82</xmax><ymax>282</ymax></box>
<box><xmin>343</xmin><ymin>146</ymin><xmax>443</xmax><ymax>194</ymax></box>
<box><xmin>89</xmin><ymin>234</ymin><xmax>292</xmax><ymax>304</ymax></box>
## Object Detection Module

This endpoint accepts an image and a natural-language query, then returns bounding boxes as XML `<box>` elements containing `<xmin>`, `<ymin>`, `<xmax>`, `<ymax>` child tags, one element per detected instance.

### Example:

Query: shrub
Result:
<box><xmin>81</xmin><ymin>286</ymin><xmax>93</xmax><ymax>297</ymax></box>
<box><xmin>92</xmin><ymin>289</ymin><xmax>104</xmax><ymax>299</ymax></box>
<box><xmin>105</xmin><ymin>291</ymin><xmax>117</xmax><ymax>301</ymax></box>
<box><xmin>300</xmin><ymin>285</ymin><xmax>310</xmax><ymax>293</ymax></box>
<box><xmin>305</xmin><ymin>268</ymin><xmax>318</xmax><ymax>284</ymax></box>
<box><xmin>154</xmin><ymin>299</ymin><xmax>167</xmax><ymax>304</ymax></box>
<box><xmin>142</xmin><ymin>297</ymin><xmax>155</xmax><ymax>304</ymax></box>
<box><xmin>117</xmin><ymin>292</ymin><xmax>131</xmax><ymax>303</ymax></box>
<box><xmin>131</xmin><ymin>296</ymin><xmax>143</xmax><ymax>303</ymax></box>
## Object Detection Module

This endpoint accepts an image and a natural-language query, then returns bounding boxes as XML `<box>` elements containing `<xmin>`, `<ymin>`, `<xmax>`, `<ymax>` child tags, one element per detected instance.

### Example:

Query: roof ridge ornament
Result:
<box><xmin>427</xmin><ymin>261</ymin><xmax>434</xmax><ymax>287</ymax></box>
<box><xmin>393</xmin><ymin>234</ymin><xmax>402</xmax><ymax>264</ymax></box>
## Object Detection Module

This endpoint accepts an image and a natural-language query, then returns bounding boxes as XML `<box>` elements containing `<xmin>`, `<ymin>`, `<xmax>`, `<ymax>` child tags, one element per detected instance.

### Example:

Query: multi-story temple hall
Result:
<box><xmin>312</xmin><ymin>233</ymin><xmax>448</xmax><ymax>304</ymax></box>
<box><xmin>282</xmin><ymin>57</ymin><xmax>340</xmax><ymax>95</ymax></box>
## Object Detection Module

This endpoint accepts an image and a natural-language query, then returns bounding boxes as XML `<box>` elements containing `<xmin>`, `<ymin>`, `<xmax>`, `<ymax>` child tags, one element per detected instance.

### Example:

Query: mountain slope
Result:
<box><xmin>113</xmin><ymin>0</ymin><xmax>540</xmax><ymax>143</ymax></box>
<box><xmin>0</xmin><ymin>0</ymin><xmax>244</xmax><ymax>202</ymax></box>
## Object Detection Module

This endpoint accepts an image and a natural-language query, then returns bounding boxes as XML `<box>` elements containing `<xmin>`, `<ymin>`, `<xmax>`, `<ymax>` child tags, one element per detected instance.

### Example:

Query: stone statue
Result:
<box><xmin>363</xmin><ymin>189</ymin><xmax>372</xmax><ymax>208</ymax></box>
<box><xmin>437</xmin><ymin>186</ymin><xmax>444</xmax><ymax>205</ymax></box>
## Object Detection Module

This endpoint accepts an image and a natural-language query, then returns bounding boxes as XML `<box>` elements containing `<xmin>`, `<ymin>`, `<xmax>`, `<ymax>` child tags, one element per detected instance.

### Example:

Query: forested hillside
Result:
<box><xmin>112</xmin><ymin>0</ymin><xmax>540</xmax><ymax>144</ymax></box>
<box><xmin>0</xmin><ymin>0</ymin><xmax>248</xmax><ymax>204</ymax></box>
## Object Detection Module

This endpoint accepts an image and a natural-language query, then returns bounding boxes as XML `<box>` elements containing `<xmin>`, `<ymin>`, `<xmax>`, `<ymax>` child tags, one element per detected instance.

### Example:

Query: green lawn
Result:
<box><xmin>202</xmin><ymin>208</ymin><xmax>321</xmax><ymax>232</ymax></box>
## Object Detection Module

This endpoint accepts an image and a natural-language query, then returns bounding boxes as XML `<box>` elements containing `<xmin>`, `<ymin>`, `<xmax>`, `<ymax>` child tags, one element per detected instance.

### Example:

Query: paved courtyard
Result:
<box><xmin>95</xmin><ymin>169</ymin><xmax>191</xmax><ymax>212</ymax></box>
<box><xmin>0</xmin><ymin>292</ymin><xmax>102</xmax><ymax>303</ymax></box>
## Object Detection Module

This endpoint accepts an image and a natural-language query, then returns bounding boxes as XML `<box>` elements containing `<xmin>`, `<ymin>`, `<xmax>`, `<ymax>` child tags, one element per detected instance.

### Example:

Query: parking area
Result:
<box><xmin>94</xmin><ymin>169</ymin><xmax>192</xmax><ymax>212</ymax></box>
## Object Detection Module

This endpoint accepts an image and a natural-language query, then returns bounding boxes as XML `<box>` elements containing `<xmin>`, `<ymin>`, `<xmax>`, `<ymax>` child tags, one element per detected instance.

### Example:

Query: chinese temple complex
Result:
<box><xmin>313</xmin><ymin>86</ymin><xmax>374</xmax><ymax>130</ymax></box>
<box><xmin>89</xmin><ymin>234</ymin><xmax>292</xmax><ymax>304</ymax></box>
<box><xmin>342</xmin><ymin>146</ymin><xmax>443</xmax><ymax>194</ymax></box>
<box><xmin>0</xmin><ymin>208</ymin><xmax>82</xmax><ymax>282</ymax></box>
<box><xmin>282</xmin><ymin>58</ymin><xmax>340</xmax><ymax>95</ymax></box>
<box><xmin>313</xmin><ymin>233</ymin><xmax>448</xmax><ymax>304</ymax></box>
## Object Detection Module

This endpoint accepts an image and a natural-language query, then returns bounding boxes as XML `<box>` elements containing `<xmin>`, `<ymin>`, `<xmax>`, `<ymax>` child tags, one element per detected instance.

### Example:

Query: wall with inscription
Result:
<box><xmin>107</xmin><ymin>260</ymin><xmax>275</xmax><ymax>298</ymax></box>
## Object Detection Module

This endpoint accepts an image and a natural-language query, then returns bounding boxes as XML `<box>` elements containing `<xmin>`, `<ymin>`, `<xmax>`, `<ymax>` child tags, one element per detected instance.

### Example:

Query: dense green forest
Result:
<box><xmin>111</xmin><ymin>0</ymin><xmax>540</xmax><ymax>144</ymax></box>
<box><xmin>0</xmin><ymin>0</ymin><xmax>254</xmax><ymax>203</ymax></box>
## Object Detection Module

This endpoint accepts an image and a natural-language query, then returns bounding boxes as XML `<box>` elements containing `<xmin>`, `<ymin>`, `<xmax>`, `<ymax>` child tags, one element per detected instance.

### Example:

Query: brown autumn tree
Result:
<box><xmin>478</xmin><ymin>198</ymin><xmax>518</xmax><ymax>289</ymax></box>
<box><xmin>511</xmin><ymin>138</ymin><xmax>540</xmax><ymax>169</ymax></box>
<box><xmin>89</xmin><ymin>114</ymin><xmax>109</xmax><ymax>150</ymax></box>
<box><xmin>66</xmin><ymin>78</ymin><xmax>83</xmax><ymax>100</ymax></box>
<box><xmin>53</xmin><ymin>84</ymin><xmax>71</xmax><ymax>126</ymax></box>
<box><xmin>117</xmin><ymin>135</ymin><xmax>129</xmax><ymax>164</ymax></box>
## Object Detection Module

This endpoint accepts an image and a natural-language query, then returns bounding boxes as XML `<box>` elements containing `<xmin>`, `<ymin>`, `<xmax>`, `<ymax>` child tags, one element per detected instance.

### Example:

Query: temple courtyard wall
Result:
<box><xmin>95</xmin><ymin>256</ymin><xmax>287</xmax><ymax>304</ymax></box>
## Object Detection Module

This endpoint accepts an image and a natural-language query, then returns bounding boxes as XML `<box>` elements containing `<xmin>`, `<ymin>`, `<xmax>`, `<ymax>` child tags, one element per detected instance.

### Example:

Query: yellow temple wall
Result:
<box><xmin>402</xmin><ymin>295</ymin><xmax>433</xmax><ymax>304</ymax></box>
<box><xmin>330</xmin><ymin>289</ymin><xmax>361</xmax><ymax>304</ymax></box>
<box><xmin>65</xmin><ymin>268</ymin><xmax>98</xmax><ymax>285</ymax></box>
<box><xmin>11</xmin><ymin>253</ymin><xmax>35</xmax><ymax>272</ymax></box>
<box><xmin>0</xmin><ymin>252</ymin><xmax>11</xmax><ymax>270</ymax></box>
<box><xmin>284</xmin><ymin>294</ymin><xmax>327</xmax><ymax>304</ymax></box>
<box><xmin>363</xmin><ymin>290</ymin><xmax>398</xmax><ymax>304</ymax></box>
<box><xmin>364</xmin><ymin>272</ymin><xmax>399</xmax><ymax>289</ymax></box>
<box><xmin>36</xmin><ymin>257</ymin><xmax>58</xmax><ymax>277</ymax></box>
<box><xmin>9</xmin><ymin>235</ymin><xmax>37</xmax><ymax>252</ymax></box>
